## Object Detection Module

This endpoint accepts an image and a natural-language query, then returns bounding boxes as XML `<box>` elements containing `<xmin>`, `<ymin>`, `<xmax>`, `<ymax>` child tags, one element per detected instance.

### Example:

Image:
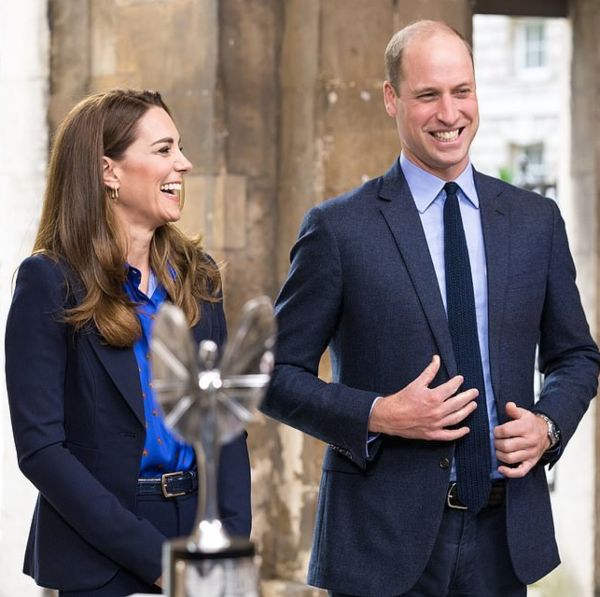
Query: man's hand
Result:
<box><xmin>494</xmin><ymin>401</ymin><xmax>549</xmax><ymax>478</ymax></box>
<box><xmin>368</xmin><ymin>355</ymin><xmax>478</xmax><ymax>440</ymax></box>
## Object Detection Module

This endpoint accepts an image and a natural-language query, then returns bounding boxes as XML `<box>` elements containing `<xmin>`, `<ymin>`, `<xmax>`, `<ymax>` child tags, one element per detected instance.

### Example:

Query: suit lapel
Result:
<box><xmin>378</xmin><ymin>161</ymin><xmax>457</xmax><ymax>377</ymax></box>
<box><xmin>475</xmin><ymin>171</ymin><xmax>509</xmax><ymax>402</ymax></box>
<box><xmin>88</xmin><ymin>333</ymin><xmax>146</xmax><ymax>426</ymax></box>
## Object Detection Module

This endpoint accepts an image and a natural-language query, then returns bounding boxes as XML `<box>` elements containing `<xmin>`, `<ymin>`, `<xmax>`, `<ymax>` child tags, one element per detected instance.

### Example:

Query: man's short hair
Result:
<box><xmin>384</xmin><ymin>20</ymin><xmax>474</xmax><ymax>94</ymax></box>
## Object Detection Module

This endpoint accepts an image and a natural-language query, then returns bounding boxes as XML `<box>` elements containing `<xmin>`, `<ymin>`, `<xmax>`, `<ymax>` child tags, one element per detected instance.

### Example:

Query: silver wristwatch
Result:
<box><xmin>535</xmin><ymin>413</ymin><xmax>560</xmax><ymax>450</ymax></box>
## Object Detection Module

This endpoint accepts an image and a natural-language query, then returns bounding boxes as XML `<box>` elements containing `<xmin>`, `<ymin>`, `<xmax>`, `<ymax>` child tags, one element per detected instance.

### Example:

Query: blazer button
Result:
<box><xmin>439</xmin><ymin>457</ymin><xmax>450</xmax><ymax>469</ymax></box>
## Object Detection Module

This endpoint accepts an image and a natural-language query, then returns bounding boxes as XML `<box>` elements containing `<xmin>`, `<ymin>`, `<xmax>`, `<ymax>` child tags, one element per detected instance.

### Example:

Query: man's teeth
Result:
<box><xmin>160</xmin><ymin>182</ymin><xmax>181</xmax><ymax>194</ymax></box>
<box><xmin>432</xmin><ymin>130</ymin><xmax>459</xmax><ymax>142</ymax></box>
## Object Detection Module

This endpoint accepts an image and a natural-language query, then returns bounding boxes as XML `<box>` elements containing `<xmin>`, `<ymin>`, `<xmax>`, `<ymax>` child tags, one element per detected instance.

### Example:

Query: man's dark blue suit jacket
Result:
<box><xmin>262</xmin><ymin>159</ymin><xmax>600</xmax><ymax>596</ymax></box>
<box><xmin>5</xmin><ymin>254</ymin><xmax>251</xmax><ymax>591</ymax></box>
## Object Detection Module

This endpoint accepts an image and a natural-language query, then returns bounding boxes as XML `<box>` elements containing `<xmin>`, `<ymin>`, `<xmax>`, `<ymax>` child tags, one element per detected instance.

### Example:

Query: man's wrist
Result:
<box><xmin>534</xmin><ymin>412</ymin><xmax>560</xmax><ymax>450</ymax></box>
<box><xmin>367</xmin><ymin>396</ymin><xmax>385</xmax><ymax>433</ymax></box>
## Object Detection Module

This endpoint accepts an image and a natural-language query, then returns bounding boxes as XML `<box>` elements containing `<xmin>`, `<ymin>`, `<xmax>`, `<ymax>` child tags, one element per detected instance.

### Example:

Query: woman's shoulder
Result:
<box><xmin>15</xmin><ymin>253</ymin><xmax>79</xmax><ymax>304</ymax></box>
<box><xmin>17</xmin><ymin>253</ymin><xmax>66</xmax><ymax>284</ymax></box>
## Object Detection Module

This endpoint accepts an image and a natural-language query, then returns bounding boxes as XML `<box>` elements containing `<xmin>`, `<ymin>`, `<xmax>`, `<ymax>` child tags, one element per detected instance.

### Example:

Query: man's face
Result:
<box><xmin>383</xmin><ymin>32</ymin><xmax>479</xmax><ymax>181</ymax></box>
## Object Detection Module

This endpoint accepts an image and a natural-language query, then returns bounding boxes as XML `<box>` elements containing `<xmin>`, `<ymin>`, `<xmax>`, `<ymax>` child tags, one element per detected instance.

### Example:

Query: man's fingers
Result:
<box><xmin>436</xmin><ymin>374</ymin><xmax>466</xmax><ymax>399</ymax></box>
<box><xmin>505</xmin><ymin>401</ymin><xmax>524</xmax><ymax>420</ymax></box>
<box><xmin>496</xmin><ymin>447</ymin><xmax>531</xmax><ymax>465</ymax></box>
<box><xmin>442</xmin><ymin>387</ymin><xmax>478</xmax><ymax>412</ymax></box>
<box><xmin>441</xmin><ymin>400</ymin><xmax>477</xmax><ymax>427</ymax></box>
<box><xmin>433</xmin><ymin>426</ymin><xmax>471</xmax><ymax>442</ymax></box>
<box><xmin>416</xmin><ymin>354</ymin><xmax>441</xmax><ymax>387</ymax></box>
<box><xmin>498</xmin><ymin>461</ymin><xmax>532</xmax><ymax>478</ymax></box>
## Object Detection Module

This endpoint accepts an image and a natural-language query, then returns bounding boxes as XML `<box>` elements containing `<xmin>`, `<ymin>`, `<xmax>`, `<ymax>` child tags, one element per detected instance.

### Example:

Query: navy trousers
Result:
<box><xmin>58</xmin><ymin>489</ymin><xmax>198</xmax><ymax>597</ymax></box>
<box><xmin>331</xmin><ymin>502</ymin><xmax>526</xmax><ymax>597</ymax></box>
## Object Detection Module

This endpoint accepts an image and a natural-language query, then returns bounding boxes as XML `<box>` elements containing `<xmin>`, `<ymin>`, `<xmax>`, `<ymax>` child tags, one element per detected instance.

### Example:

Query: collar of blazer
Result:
<box><xmin>55</xmin><ymin>258</ymin><xmax>147</xmax><ymax>427</ymax></box>
<box><xmin>376</xmin><ymin>158</ymin><xmax>509</xmax><ymax>394</ymax></box>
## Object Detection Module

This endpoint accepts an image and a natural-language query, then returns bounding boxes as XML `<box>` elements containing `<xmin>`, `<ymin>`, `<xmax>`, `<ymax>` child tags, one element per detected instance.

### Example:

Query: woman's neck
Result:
<box><xmin>125</xmin><ymin>228</ymin><xmax>153</xmax><ymax>295</ymax></box>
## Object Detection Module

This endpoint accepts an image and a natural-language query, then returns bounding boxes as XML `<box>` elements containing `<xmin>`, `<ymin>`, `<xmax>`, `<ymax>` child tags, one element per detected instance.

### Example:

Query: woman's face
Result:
<box><xmin>108</xmin><ymin>106</ymin><xmax>192</xmax><ymax>232</ymax></box>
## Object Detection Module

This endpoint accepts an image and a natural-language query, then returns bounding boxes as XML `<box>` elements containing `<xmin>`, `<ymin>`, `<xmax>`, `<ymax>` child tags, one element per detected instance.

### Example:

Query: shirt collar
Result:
<box><xmin>399</xmin><ymin>153</ymin><xmax>479</xmax><ymax>213</ymax></box>
<box><xmin>125</xmin><ymin>264</ymin><xmax>159</xmax><ymax>298</ymax></box>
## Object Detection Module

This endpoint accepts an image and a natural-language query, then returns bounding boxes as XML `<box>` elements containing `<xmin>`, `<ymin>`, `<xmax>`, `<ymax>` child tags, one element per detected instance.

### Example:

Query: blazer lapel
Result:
<box><xmin>475</xmin><ymin>171</ymin><xmax>509</xmax><ymax>403</ymax></box>
<box><xmin>378</xmin><ymin>161</ymin><xmax>457</xmax><ymax>377</ymax></box>
<box><xmin>88</xmin><ymin>334</ymin><xmax>146</xmax><ymax>426</ymax></box>
<box><xmin>59</xmin><ymin>262</ymin><xmax>146</xmax><ymax>426</ymax></box>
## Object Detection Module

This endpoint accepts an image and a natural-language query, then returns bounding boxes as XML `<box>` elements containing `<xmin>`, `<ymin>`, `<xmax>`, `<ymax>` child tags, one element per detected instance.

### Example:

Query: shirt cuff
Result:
<box><xmin>365</xmin><ymin>396</ymin><xmax>383</xmax><ymax>459</ymax></box>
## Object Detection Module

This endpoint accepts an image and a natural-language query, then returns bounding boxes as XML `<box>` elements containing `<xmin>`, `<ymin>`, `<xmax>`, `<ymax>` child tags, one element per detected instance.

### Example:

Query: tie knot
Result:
<box><xmin>444</xmin><ymin>181</ymin><xmax>459</xmax><ymax>197</ymax></box>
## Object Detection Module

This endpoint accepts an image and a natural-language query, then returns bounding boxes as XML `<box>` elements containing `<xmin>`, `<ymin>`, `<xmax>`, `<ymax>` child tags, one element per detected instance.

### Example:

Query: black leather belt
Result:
<box><xmin>446</xmin><ymin>480</ymin><xmax>505</xmax><ymax>510</ymax></box>
<box><xmin>137</xmin><ymin>469</ymin><xmax>198</xmax><ymax>499</ymax></box>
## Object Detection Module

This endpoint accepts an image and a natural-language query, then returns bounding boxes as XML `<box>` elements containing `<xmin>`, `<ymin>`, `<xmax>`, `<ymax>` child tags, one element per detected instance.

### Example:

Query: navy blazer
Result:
<box><xmin>5</xmin><ymin>254</ymin><xmax>251</xmax><ymax>591</ymax></box>
<box><xmin>262</xmin><ymin>160</ymin><xmax>600</xmax><ymax>596</ymax></box>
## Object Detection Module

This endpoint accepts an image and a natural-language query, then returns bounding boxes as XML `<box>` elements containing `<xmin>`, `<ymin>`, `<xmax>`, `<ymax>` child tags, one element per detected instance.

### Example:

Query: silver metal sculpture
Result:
<box><xmin>151</xmin><ymin>297</ymin><xmax>276</xmax><ymax>596</ymax></box>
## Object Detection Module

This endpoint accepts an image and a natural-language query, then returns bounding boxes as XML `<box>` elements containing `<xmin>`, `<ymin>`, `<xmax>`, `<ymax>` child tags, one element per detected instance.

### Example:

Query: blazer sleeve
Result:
<box><xmin>261</xmin><ymin>207</ymin><xmax>379</xmax><ymax>470</ymax></box>
<box><xmin>5</xmin><ymin>255</ymin><xmax>167</xmax><ymax>585</ymax></box>
<box><xmin>534</xmin><ymin>201</ymin><xmax>600</xmax><ymax>464</ymax></box>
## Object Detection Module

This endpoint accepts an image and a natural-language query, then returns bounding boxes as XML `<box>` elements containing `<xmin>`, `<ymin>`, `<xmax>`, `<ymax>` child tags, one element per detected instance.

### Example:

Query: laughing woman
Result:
<box><xmin>5</xmin><ymin>89</ymin><xmax>251</xmax><ymax>596</ymax></box>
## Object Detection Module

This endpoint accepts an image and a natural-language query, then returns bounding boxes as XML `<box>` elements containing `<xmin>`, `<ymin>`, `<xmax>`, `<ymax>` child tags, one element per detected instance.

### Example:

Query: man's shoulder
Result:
<box><xmin>312</xmin><ymin>175</ymin><xmax>384</xmax><ymax>217</ymax></box>
<box><xmin>474</xmin><ymin>170</ymin><xmax>558</xmax><ymax>214</ymax></box>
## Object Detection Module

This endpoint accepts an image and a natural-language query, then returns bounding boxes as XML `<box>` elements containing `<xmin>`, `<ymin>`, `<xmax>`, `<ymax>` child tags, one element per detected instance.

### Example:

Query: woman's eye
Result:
<box><xmin>158</xmin><ymin>146</ymin><xmax>171</xmax><ymax>154</ymax></box>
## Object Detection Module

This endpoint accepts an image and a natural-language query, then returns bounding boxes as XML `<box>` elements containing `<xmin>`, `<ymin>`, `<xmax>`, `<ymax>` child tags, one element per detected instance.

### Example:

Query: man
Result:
<box><xmin>261</xmin><ymin>20</ymin><xmax>600</xmax><ymax>597</ymax></box>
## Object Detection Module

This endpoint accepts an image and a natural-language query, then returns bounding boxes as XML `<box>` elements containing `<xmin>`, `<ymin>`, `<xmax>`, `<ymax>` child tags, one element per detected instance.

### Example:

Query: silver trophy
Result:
<box><xmin>150</xmin><ymin>297</ymin><xmax>276</xmax><ymax>596</ymax></box>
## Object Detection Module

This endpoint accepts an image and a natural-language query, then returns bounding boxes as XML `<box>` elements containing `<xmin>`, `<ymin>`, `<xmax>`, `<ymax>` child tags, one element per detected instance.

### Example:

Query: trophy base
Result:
<box><xmin>164</xmin><ymin>537</ymin><xmax>259</xmax><ymax>597</ymax></box>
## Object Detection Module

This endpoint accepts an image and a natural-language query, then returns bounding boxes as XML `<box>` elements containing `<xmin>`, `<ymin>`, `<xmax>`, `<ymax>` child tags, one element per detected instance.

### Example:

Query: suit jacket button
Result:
<box><xmin>439</xmin><ymin>457</ymin><xmax>450</xmax><ymax>469</ymax></box>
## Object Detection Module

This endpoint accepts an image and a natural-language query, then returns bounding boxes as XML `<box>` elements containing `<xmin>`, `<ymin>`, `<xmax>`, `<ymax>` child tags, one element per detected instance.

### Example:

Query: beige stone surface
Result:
<box><xmin>48</xmin><ymin>0</ymin><xmax>91</xmax><ymax>129</ymax></box>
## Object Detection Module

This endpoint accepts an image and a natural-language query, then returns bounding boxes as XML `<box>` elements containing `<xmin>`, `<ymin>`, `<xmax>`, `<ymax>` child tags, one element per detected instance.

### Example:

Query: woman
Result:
<box><xmin>5</xmin><ymin>89</ymin><xmax>251</xmax><ymax>596</ymax></box>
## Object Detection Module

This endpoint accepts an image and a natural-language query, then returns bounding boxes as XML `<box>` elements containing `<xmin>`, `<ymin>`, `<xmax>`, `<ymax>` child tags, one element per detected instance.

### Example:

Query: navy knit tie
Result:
<box><xmin>443</xmin><ymin>181</ymin><xmax>491</xmax><ymax>513</ymax></box>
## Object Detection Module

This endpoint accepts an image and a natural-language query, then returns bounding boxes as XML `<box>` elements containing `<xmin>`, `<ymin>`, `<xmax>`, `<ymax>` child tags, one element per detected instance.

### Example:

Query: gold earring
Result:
<box><xmin>107</xmin><ymin>186</ymin><xmax>119</xmax><ymax>202</ymax></box>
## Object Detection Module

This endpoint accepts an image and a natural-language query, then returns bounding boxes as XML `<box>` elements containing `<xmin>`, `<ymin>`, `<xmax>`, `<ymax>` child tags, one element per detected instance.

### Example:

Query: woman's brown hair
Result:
<box><xmin>34</xmin><ymin>89</ymin><xmax>221</xmax><ymax>347</ymax></box>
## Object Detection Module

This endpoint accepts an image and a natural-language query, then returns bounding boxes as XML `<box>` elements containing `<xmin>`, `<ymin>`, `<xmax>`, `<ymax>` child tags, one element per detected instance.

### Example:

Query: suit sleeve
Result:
<box><xmin>261</xmin><ymin>207</ymin><xmax>379</xmax><ymax>469</ymax></box>
<box><xmin>534</xmin><ymin>202</ymin><xmax>600</xmax><ymax>464</ymax></box>
<box><xmin>5</xmin><ymin>256</ymin><xmax>166</xmax><ymax>584</ymax></box>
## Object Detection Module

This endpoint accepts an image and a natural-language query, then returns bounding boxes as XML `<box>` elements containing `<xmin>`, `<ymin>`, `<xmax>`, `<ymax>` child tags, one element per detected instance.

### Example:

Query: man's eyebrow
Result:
<box><xmin>412</xmin><ymin>86</ymin><xmax>437</xmax><ymax>95</ymax></box>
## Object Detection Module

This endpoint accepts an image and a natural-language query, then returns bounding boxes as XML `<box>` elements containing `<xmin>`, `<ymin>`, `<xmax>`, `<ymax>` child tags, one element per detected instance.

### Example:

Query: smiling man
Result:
<box><xmin>261</xmin><ymin>20</ymin><xmax>600</xmax><ymax>597</ymax></box>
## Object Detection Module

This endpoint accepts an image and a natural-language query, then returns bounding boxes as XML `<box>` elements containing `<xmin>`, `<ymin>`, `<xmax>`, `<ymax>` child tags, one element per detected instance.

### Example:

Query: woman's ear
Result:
<box><xmin>102</xmin><ymin>156</ymin><xmax>119</xmax><ymax>187</ymax></box>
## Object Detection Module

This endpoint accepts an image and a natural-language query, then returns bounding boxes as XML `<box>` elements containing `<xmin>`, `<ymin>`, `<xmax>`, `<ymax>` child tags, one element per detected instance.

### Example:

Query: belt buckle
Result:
<box><xmin>447</xmin><ymin>482</ymin><xmax>468</xmax><ymax>510</ymax></box>
<box><xmin>161</xmin><ymin>471</ymin><xmax>186</xmax><ymax>498</ymax></box>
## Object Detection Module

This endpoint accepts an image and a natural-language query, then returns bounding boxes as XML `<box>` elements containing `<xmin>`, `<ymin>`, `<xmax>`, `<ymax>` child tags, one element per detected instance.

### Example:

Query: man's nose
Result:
<box><xmin>436</xmin><ymin>95</ymin><xmax>459</xmax><ymax>125</ymax></box>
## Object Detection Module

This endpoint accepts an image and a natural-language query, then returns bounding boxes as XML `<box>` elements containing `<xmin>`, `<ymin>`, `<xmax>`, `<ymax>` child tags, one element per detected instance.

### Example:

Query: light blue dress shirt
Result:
<box><xmin>400</xmin><ymin>154</ymin><xmax>501</xmax><ymax>480</ymax></box>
